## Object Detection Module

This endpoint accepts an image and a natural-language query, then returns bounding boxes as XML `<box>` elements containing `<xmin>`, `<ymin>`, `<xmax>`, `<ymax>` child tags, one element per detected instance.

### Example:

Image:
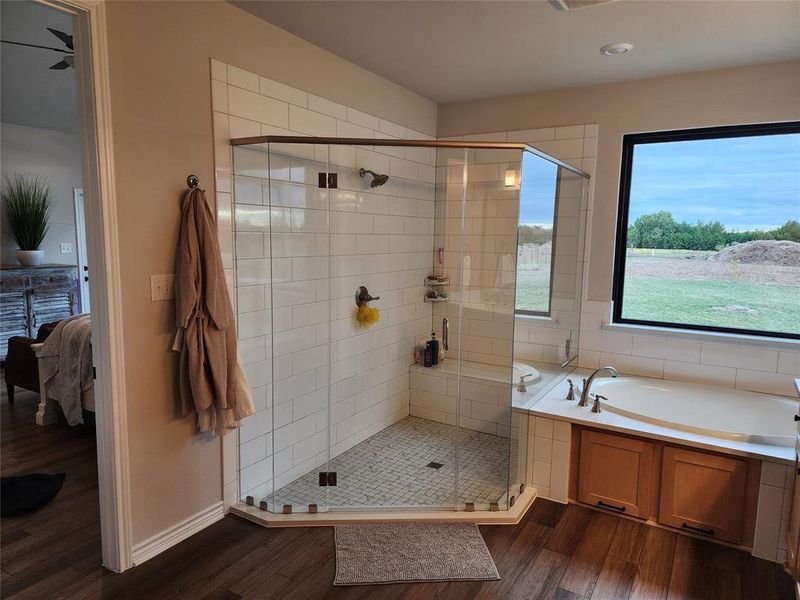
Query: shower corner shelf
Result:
<box><xmin>424</xmin><ymin>276</ymin><xmax>450</xmax><ymax>303</ymax></box>
<box><xmin>424</xmin><ymin>278</ymin><xmax>450</xmax><ymax>287</ymax></box>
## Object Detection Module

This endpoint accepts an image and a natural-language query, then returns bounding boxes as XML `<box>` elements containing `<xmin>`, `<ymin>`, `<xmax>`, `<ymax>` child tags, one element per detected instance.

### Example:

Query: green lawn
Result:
<box><xmin>515</xmin><ymin>269</ymin><xmax>551</xmax><ymax>313</ymax></box>
<box><xmin>515</xmin><ymin>246</ymin><xmax>800</xmax><ymax>335</ymax></box>
<box><xmin>621</xmin><ymin>276</ymin><xmax>800</xmax><ymax>334</ymax></box>
<box><xmin>626</xmin><ymin>248</ymin><xmax>716</xmax><ymax>259</ymax></box>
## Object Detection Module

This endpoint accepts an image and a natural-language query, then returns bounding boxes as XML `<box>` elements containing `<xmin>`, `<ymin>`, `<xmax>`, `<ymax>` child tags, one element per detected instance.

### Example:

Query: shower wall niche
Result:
<box><xmin>231</xmin><ymin>136</ymin><xmax>588</xmax><ymax>516</ymax></box>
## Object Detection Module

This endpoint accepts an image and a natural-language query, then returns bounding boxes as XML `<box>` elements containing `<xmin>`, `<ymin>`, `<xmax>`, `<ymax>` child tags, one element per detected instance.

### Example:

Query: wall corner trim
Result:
<box><xmin>131</xmin><ymin>502</ymin><xmax>225</xmax><ymax>567</ymax></box>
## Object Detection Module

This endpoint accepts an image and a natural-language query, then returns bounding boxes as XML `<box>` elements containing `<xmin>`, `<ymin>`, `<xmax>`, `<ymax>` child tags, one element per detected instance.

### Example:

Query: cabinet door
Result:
<box><xmin>30</xmin><ymin>290</ymin><xmax>75</xmax><ymax>329</ymax></box>
<box><xmin>578</xmin><ymin>429</ymin><xmax>654</xmax><ymax>517</ymax></box>
<box><xmin>0</xmin><ymin>291</ymin><xmax>29</xmax><ymax>359</ymax></box>
<box><xmin>659</xmin><ymin>446</ymin><xmax>747</xmax><ymax>544</ymax></box>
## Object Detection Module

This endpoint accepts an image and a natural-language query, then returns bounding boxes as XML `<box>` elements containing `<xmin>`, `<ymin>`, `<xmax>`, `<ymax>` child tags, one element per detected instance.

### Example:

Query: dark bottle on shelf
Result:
<box><xmin>428</xmin><ymin>332</ymin><xmax>440</xmax><ymax>366</ymax></box>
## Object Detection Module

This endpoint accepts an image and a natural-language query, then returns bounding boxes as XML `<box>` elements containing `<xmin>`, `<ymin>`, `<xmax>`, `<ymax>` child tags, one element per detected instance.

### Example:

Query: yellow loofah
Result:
<box><xmin>356</xmin><ymin>304</ymin><xmax>380</xmax><ymax>327</ymax></box>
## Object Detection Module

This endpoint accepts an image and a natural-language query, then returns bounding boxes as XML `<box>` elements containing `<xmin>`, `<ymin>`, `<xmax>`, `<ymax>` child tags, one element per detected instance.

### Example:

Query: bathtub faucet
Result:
<box><xmin>517</xmin><ymin>373</ymin><xmax>536</xmax><ymax>393</ymax></box>
<box><xmin>579</xmin><ymin>366</ymin><xmax>617</xmax><ymax>407</ymax></box>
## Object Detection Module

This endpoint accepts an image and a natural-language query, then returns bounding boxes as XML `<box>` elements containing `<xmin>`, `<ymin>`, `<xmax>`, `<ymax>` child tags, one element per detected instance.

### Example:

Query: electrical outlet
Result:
<box><xmin>150</xmin><ymin>274</ymin><xmax>175</xmax><ymax>301</ymax></box>
<box><xmin>60</xmin><ymin>243</ymin><xmax>73</xmax><ymax>254</ymax></box>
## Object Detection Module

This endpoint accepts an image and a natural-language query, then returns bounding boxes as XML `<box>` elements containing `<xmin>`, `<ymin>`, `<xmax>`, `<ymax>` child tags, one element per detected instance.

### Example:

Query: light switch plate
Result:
<box><xmin>60</xmin><ymin>243</ymin><xmax>73</xmax><ymax>253</ymax></box>
<box><xmin>150</xmin><ymin>274</ymin><xmax>175</xmax><ymax>301</ymax></box>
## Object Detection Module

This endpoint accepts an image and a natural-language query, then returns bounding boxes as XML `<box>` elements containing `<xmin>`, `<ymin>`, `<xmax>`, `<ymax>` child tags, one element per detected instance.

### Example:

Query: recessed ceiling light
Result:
<box><xmin>600</xmin><ymin>42</ymin><xmax>634</xmax><ymax>56</ymax></box>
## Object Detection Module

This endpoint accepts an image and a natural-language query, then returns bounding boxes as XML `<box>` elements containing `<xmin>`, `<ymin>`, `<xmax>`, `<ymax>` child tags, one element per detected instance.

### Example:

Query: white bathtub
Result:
<box><xmin>591</xmin><ymin>377</ymin><xmax>797</xmax><ymax>447</ymax></box>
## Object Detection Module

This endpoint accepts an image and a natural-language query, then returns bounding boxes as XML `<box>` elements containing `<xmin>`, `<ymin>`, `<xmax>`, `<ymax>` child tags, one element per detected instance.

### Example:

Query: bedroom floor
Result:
<box><xmin>0</xmin><ymin>379</ymin><xmax>102</xmax><ymax>598</ymax></box>
<box><xmin>0</xmin><ymin>379</ymin><xmax>793</xmax><ymax>599</ymax></box>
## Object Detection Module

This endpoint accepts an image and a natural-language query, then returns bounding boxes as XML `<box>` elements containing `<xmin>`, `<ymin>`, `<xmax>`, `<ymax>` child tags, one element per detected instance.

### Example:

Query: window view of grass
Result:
<box><xmin>516</xmin><ymin>153</ymin><xmax>558</xmax><ymax>314</ymax></box>
<box><xmin>516</xmin><ymin>227</ymin><xmax>552</xmax><ymax>314</ymax></box>
<box><xmin>620</xmin><ymin>130</ymin><xmax>800</xmax><ymax>337</ymax></box>
<box><xmin>623</xmin><ymin>247</ymin><xmax>800</xmax><ymax>333</ymax></box>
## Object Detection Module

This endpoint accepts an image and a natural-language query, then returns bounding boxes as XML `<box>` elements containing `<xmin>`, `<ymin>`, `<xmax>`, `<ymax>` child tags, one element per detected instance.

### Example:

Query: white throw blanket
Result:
<box><xmin>37</xmin><ymin>314</ymin><xmax>93</xmax><ymax>426</ymax></box>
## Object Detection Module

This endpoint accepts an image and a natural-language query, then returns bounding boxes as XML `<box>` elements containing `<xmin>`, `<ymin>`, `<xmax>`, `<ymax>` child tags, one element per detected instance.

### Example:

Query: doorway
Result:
<box><xmin>1</xmin><ymin>0</ymin><xmax>132</xmax><ymax>574</ymax></box>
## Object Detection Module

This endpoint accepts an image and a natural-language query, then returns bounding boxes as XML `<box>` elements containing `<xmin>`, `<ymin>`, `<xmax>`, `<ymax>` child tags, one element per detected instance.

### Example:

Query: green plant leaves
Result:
<box><xmin>1</xmin><ymin>173</ymin><xmax>54</xmax><ymax>251</ymax></box>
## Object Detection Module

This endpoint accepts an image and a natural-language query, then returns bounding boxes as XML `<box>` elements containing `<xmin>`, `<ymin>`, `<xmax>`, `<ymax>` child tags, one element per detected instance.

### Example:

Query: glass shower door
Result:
<box><xmin>324</xmin><ymin>142</ymin><xmax>453</xmax><ymax>510</ymax></box>
<box><xmin>449</xmin><ymin>146</ymin><xmax>521</xmax><ymax>512</ymax></box>
<box><xmin>233</xmin><ymin>135</ymin><xmax>587</xmax><ymax>516</ymax></box>
<box><xmin>270</xmin><ymin>140</ymin><xmax>333</xmax><ymax>514</ymax></box>
<box><xmin>233</xmin><ymin>140</ymin><xmax>276</xmax><ymax>509</ymax></box>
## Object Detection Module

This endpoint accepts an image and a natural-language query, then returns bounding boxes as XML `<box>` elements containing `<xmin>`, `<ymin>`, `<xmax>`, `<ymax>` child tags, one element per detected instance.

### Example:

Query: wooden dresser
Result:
<box><xmin>0</xmin><ymin>265</ymin><xmax>80</xmax><ymax>361</ymax></box>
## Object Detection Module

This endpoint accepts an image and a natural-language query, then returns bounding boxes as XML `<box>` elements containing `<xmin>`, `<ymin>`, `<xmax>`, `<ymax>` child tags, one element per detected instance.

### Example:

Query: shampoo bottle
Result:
<box><xmin>428</xmin><ymin>332</ymin><xmax>440</xmax><ymax>366</ymax></box>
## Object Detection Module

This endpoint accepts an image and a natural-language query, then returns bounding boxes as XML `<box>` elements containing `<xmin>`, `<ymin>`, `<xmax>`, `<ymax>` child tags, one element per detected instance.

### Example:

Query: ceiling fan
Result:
<box><xmin>0</xmin><ymin>27</ymin><xmax>74</xmax><ymax>70</ymax></box>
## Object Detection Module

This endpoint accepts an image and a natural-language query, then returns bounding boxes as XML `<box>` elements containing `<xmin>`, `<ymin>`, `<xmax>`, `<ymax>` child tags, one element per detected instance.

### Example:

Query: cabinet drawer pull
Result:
<box><xmin>682</xmin><ymin>523</ymin><xmax>714</xmax><ymax>536</ymax></box>
<box><xmin>597</xmin><ymin>500</ymin><xmax>626</xmax><ymax>512</ymax></box>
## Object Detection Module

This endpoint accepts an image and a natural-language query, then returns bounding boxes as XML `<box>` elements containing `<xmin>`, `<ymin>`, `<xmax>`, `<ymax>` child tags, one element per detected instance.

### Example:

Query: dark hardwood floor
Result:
<box><xmin>1</xmin><ymin>386</ymin><xmax>794</xmax><ymax>599</ymax></box>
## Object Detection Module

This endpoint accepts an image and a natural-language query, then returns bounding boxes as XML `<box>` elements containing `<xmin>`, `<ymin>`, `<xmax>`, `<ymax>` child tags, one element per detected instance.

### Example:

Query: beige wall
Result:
<box><xmin>438</xmin><ymin>60</ymin><xmax>800</xmax><ymax>302</ymax></box>
<box><xmin>1</xmin><ymin>122</ymin><xmax>81</xmax><ymax>266</ymax></box>
<box><xmin>104</xmin><ymin>0</ymin><xmax>435</xmax><ymax>545</ymax></box>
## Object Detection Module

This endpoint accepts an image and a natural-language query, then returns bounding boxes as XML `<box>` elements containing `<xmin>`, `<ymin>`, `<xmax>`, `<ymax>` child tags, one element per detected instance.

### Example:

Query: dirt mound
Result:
<box><xmin>709</xmin><ymin>240</ymin><xmax>800</xmax><ymax>266</ymax></box>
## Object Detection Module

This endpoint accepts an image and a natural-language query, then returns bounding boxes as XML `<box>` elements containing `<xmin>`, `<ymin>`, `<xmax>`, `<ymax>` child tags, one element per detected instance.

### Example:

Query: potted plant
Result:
<box><xmin>1</xmin><ymin>173</ymin><xmax>54</xmax><ymax>266</ymax></box>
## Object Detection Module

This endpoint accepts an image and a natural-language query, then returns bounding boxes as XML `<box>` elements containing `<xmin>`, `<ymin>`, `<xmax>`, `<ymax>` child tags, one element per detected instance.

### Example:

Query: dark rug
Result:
<box><xmin>1</xmin><ymin>473</ymin><xmax>66</xmax><ymax>517</ymax></box>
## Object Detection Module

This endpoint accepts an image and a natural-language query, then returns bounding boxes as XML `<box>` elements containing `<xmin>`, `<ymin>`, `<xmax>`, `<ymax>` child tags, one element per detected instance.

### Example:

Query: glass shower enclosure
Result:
<box><xmin>231</xmin><ymin>136</ymin><xmax>589</xmax><ymax>516</ymax></box>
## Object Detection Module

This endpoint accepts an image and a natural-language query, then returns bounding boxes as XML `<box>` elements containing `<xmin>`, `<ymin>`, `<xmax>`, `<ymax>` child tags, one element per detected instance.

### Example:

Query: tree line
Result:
<box><xmin>518</xmin><ymin>224</ymin><xmax>552</xmax><ymax>245</ymax></box>
<box><xmin>626</xmin><ymin>211</ymin><xmax>800</xmax><ymax>251</ymax></box>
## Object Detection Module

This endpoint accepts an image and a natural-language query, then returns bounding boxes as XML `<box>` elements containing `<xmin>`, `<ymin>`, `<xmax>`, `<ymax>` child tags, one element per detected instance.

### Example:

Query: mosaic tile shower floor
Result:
<box><xmin>269</xmin><ymin>416</ymin><xmax>517</xmax><ymax>511</ymax></box>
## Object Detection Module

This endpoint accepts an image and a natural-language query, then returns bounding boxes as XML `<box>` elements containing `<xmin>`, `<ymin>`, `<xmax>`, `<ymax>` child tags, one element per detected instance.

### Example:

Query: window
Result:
<box><xmin>613</xmin><ymin>122</ymin><xmax>800</xmax><ymax>339</ymax></box>
<box><xmin>516</xmin><ymin>151</ymin><xmax>558</xmax><ymax>316</ymax></box>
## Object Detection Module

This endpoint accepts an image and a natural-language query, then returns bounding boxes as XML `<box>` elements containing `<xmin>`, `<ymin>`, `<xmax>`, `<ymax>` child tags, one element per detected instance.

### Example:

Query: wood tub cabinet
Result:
<box><xmin>571</xmin><ymin>425</ymin><xmax>759</xmax><ymax>548</ymax></box>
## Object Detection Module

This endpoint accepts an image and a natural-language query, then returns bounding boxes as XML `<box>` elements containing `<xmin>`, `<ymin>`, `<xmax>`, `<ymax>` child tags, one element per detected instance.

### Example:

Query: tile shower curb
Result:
<box><xmin>228</xmin><ymin>487</ymin><xmax>538</xmax><ymax>528</ymax></box>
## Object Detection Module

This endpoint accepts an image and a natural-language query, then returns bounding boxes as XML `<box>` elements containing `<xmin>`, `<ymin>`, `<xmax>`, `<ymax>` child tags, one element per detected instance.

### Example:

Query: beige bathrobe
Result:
<box><xmin>172</xmin><ymin>187</ymin><xmax>255</xmax><ymax>434</ymax></box>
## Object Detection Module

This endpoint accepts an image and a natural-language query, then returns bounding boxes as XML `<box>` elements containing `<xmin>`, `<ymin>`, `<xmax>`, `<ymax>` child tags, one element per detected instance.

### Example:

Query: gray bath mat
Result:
<box><xmin>333</xmin><ymin>521</ymin><xmax>500</xmax><ymax>586</ymax></box>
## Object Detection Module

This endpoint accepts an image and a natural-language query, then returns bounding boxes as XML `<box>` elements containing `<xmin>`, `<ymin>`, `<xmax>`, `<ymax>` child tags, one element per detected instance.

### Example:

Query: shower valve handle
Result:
<box><xmin>355</xmin><ymin>286</ymin><xmax>380</xmax><ymax>307</ymax></box>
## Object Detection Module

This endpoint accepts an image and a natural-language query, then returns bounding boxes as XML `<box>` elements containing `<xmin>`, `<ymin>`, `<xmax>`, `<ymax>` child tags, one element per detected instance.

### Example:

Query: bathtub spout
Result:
<box><xmin>579</xmin><ymin>366</ymin><xmax>617</xmax><ymax>407</ymax></box>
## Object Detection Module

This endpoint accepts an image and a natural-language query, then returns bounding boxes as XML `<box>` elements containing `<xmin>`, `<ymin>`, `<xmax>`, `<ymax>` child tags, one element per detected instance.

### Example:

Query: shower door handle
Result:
<box><xmin>442</xmin><ymin>317</ymin><xmax>449</xmax><ymax>351</ymax></box>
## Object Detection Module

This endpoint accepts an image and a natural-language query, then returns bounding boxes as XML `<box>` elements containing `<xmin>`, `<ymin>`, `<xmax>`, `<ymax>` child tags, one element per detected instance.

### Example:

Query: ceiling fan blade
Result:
<box><xmin>49</xmin><ymin>59</ymin><xmax>71</xmax><ymax>70</ymax></box>
<box><xmin>47</xmin><ymin>27</ymin><xmax>73</xmax><ymax>50</ymax></box>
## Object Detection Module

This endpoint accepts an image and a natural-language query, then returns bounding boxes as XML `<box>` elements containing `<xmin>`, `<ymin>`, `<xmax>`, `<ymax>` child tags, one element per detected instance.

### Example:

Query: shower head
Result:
<box><xmin>359</xmin><ymin>168</ymin><xmax>389</xmax><ymax>188</ymax></box>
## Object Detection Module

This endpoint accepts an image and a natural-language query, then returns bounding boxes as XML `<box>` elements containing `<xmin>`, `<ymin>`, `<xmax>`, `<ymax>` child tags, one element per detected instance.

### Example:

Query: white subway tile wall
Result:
<box><xmin>429</xmin><ymin>145</ymin><xmax>521</xmax><ymax>370</ymax></box>
<box><xmin>753</xmin><ymin>461</ymin><xmax>794</xmax><ymax>562</ymax></box>
<box><xmin>525</xmin><ymin>416</ymin><xmax>572</xmax><ymax>503</ymax></box>
<box><xmin>211</xmin><ymin>59</ymin><xmax>436</xmax><ymax>503</ymax></box>
<box><xmin>460</xmin><ymin>126</ymin><xmax>596</xmax><ymax>369</ymax></box>
<box><xmin>578</xmin><ymin>301</ymin><xmax>800</xmax><ymax>397</ymax></box>
<box><xmin>409</xmin><ymin>367</ymin><xmax>511</xmax><ymax>436</ymax></box>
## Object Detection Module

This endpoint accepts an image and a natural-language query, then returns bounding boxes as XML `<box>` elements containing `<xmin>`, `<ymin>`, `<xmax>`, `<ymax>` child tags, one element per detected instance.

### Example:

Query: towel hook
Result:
<box><xmin>186</xmin><ymin>174</ymin><xmax>200</xmax><ymax>189</ymax></box>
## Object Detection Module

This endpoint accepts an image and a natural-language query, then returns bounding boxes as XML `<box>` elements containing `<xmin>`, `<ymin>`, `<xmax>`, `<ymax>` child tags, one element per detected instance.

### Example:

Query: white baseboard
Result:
<box><xmin>131</xmin><ymin>501</ymin><xmax>225</xmax><ymax>566</ymax></box>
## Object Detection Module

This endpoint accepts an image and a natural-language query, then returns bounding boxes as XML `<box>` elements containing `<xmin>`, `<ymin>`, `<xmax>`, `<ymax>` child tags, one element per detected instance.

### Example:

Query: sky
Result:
<box><xmin>518</xmin><ymin>151</ymin><xmax>558</xmax><ymax>227</ymax></box>
<box><xmin>518</xmin><ymin>132</ymin><xmax>800</xmax><ymax>231</ymax></box>
<box><xmin>628</xmin><ymin>133</ymin><xmax>800</xmax><ymax>231</ymax></box>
